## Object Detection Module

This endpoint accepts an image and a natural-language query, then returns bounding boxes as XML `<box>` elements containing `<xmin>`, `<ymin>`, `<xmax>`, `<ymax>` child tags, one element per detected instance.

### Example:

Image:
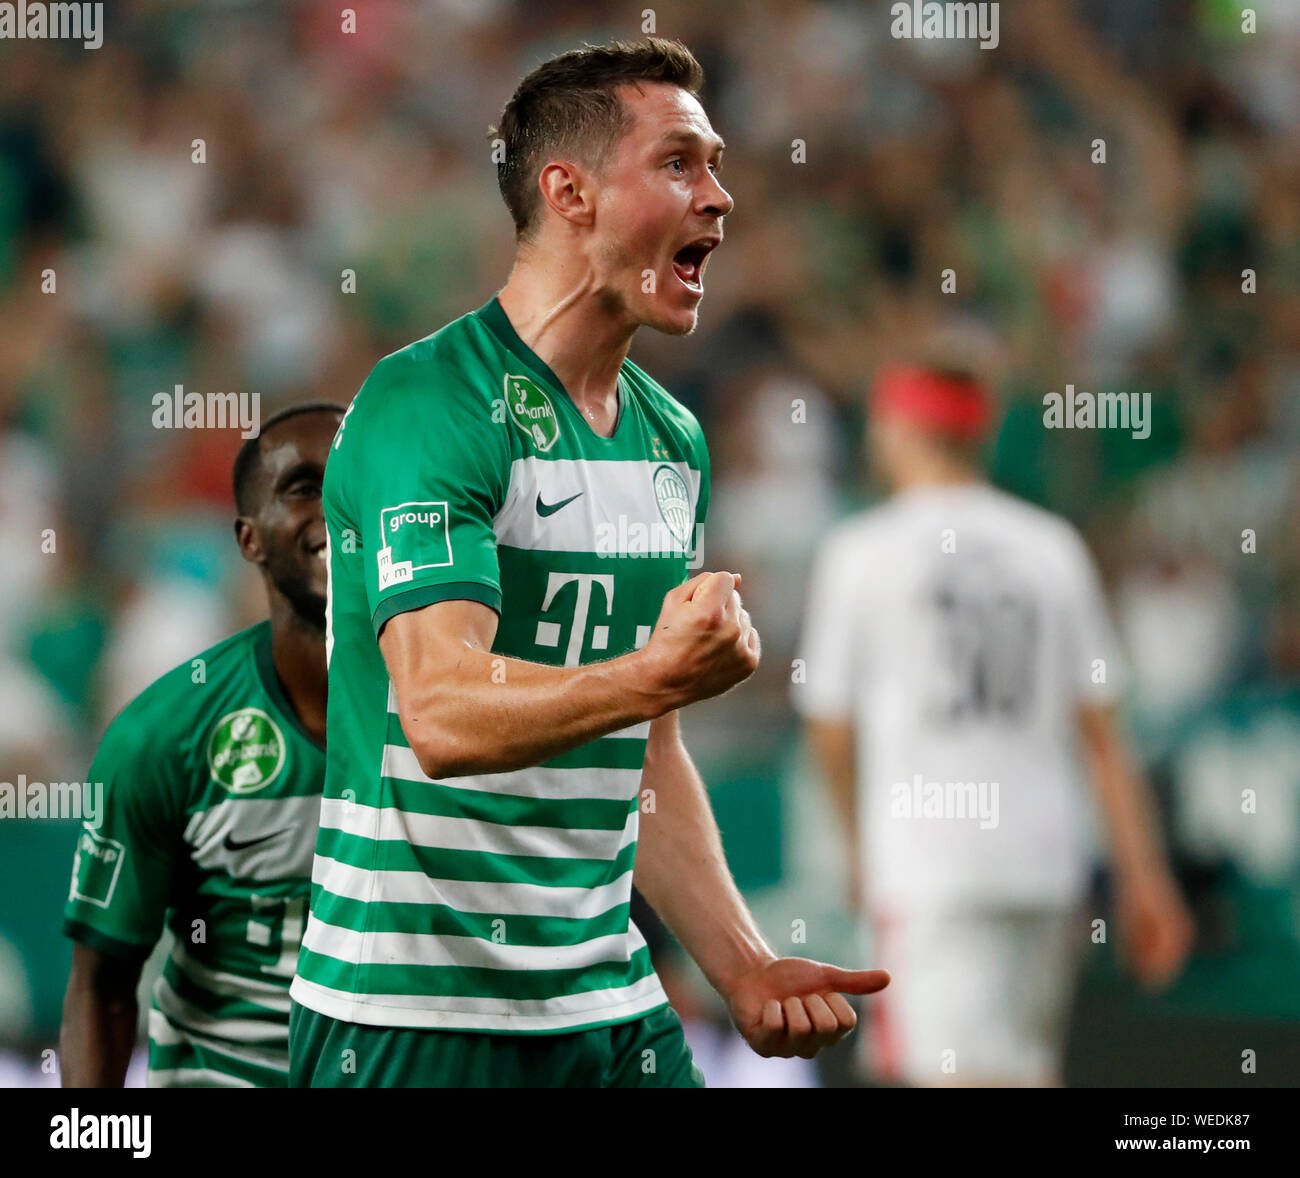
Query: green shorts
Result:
<box><xmin>289</xmin><ymin>1001</ymin><xmax>706</xmax><ymax>1089</ymax></box>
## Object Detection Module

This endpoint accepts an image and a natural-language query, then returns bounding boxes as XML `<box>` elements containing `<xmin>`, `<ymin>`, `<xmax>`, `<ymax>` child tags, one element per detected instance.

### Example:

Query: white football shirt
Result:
<box><xmin>794</xmin><ymin>483</ymin><xmax>1122</xmax><ymax>913</ymax></box>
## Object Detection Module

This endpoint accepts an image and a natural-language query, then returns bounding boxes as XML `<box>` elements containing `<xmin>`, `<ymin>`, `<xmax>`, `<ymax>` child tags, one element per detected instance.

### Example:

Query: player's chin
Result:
<box><xmin>644</xmin><ymin>293</ymin><xmax>702</xmax><ymax>337</ymax></box>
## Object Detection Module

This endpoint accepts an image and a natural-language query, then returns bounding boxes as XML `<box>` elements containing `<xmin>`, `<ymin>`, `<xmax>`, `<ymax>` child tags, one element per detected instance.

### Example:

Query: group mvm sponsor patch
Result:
<box><xmin>377</xmin><ymin>501</ymin><xmax>453</xmax><ymax>590</ymax></box>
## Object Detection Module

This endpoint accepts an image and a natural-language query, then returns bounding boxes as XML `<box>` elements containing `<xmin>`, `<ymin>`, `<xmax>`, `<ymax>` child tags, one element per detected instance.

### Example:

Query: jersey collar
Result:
<box><xmin>475</xmin><ymin>294</ymin><xmax>627</xmax><ymax>439</ymax></box>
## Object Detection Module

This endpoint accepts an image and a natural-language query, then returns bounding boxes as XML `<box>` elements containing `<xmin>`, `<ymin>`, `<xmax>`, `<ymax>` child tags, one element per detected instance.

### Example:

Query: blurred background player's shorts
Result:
<box><xmin>867</xmin><ymin>908</ymin><xmax>1085</xmax><ymax>1087</ymax></box>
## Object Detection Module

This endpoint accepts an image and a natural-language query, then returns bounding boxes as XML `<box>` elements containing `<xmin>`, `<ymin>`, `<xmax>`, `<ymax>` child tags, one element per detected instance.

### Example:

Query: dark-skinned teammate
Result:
<box><xmin>59</xmin><ymin>402</ymin><xmax>342</xmax><ymax>1087</ymax></box>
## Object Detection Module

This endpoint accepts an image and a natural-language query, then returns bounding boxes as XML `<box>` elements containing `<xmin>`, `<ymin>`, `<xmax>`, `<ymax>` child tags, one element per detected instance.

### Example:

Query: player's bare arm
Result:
<box><xmin>805</xmin><ymin>717</ymin><xmax>862</xmax><ymax>912</ymax></box>
<box><xmin>381</xmin><ymin>570</ymin><xmax>757</xmax><ymax>778</ymax></box>
<box><xmin>1078</xmin><ymin>702</ymin><xmax>1195</xmax><ymax>989</ymax></box>
<box><xmin>635</xmin><ymin>709</ymin><xmax>889</xmax><ymax>1059</ymax></box>
<box><xmin>59</xmin><ymin>944</ymin><xmax>143</xmax><ymax>1088</ymax></box>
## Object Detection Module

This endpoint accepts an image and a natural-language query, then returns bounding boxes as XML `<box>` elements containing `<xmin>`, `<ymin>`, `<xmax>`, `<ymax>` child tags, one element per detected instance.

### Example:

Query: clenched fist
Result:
<box><xmin>640</xmin><ymin>571</ymin><xmax>760</xmax><ymax>710</ymax></box>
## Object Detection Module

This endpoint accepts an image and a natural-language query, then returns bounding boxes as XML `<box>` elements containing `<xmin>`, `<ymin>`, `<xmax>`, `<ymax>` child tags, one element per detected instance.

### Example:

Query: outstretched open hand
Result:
<box><xmin>725</xmin><ymin>956</ymin><xmax>890</xmax><ymax>1059</ymax></box>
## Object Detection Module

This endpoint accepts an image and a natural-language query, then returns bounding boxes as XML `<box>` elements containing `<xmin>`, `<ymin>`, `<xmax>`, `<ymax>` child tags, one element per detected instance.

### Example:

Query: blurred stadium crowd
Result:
<box><xmin>1</xmin><ymin>0</ymin><xmax>1298</xmax><ymax>1083</ymax></box>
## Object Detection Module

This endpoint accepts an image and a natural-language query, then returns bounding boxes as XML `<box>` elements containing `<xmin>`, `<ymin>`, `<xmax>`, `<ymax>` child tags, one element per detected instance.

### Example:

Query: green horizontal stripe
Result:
<box><xmin>316</xmin><ymin>826</ymin><xmax>636</xmax><ymax>888</ymax></box>
<box><xmin>297</xmin><ymin>944</ymin><xmax>655</xmax><ymax>1002</ymax></box>
<box><xmin>383</xmin><ymin>776</ymin><xmax>633</xmax><ymax>830</ymax></box>
<box><xmin>162</xmin><ymin>957</ymin><xmax>290</xmax><ymax>1022</ymax></box>
<box><xmin>312</xmin><ymin>892</ymin><xmax>630</xmax><ymax>944</ymax></box>
<box><xmin>149</xmin><ymin>1039</ymin><xmax>286</xmax><ymax>1088</ymax></box>
<box><xmin>164</xmin><ymin>915</ymin><xmax>298</xmax><ymax>976</ymax></box>
<box><xmin>539</xmin><ymin>738</ymin><xmax>646</xmax><ymax>772</ymax></box>
<box><xmin>383</xmin><ymin>716</ymin><xmax>645</xmax><ymax>771</ymax></box>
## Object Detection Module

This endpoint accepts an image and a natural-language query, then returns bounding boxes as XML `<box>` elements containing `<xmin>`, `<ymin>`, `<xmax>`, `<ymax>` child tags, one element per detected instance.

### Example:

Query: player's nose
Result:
<box><xmin>699</xmin><ymin>171</ymin><xmax>734</xmax><ymax>218</ymax></box>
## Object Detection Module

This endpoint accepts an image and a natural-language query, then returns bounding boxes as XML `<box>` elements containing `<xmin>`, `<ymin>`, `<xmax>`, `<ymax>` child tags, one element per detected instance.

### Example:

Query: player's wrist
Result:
<box><xmin>711</xmin><ymin>941</ymin><xmax>779</xmax><ymax>1004</ymax></box>
<box><xmin>620</xmin><ymin>646</ymin><xmax>690</xmax><ymax>719</ymax></box>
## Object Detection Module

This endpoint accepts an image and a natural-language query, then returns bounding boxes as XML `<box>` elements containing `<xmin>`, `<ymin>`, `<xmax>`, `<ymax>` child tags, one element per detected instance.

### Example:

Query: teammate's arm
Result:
<box><xmin>805</xmin><ymin>718</ymin><xmax>861</xmax><ymax>912</ymax></box>
<box><xmin>60</xmin><ymin>944</ymin><xmax>143</xmax><ymax>1087</ymax></box>
<box><xmin>61</xmin><ymin>714</ymin><xmax>178</xmax><ymax>1087</ymax></box>
<box><xmin>380</xmin><ymin>571</ymin><xmax>757</xmax><ymax>778</ymax></box>
<box><xmin>635</xmin><ymin>709</ymin><xmax>889</xmax><ymax>1059</ymax></box>
<box><xmin>1078</xmin><ymin>702</ymin><xmax>1194</xmax><ymax>989</ymax></box>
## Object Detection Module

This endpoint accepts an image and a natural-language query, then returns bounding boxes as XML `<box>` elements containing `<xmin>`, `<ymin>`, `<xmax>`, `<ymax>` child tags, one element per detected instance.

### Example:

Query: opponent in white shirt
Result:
<box><xmin>795</xmin><ymin>363</ymin><xmax>1193</xmax><ymax>1087</ymax></box>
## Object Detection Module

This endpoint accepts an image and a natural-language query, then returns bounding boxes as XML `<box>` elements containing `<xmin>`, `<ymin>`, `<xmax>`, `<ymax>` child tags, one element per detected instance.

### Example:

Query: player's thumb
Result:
<box><xmin>818</xmin><ymin>966</ymin><xmax>891</xmax><ymax>995</ymax></box>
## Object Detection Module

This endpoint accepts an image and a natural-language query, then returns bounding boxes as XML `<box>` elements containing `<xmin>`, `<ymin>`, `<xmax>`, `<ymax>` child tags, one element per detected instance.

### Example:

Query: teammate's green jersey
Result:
<box><xmin>63</xmin><ymin>622</ymin><xmax>326</xmax><ymax>1087</ymax></box>
<box><xmin>292</xmin><ymin>295</ymin><xmax>709</xmax><ymax>1034</ymax></box>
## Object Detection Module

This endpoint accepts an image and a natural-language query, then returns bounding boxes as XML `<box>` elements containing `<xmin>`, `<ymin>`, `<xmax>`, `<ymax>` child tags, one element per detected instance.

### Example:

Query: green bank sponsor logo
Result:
<box><xmin>505</xmin><ymin>374</ymin><xmax>561</xmax><ymax>452</ymax></box>
<box><xmin>652</xmin><ymin>464</ymin><xmax>692</xmax><ymax>547</ymax></box>
<box><xmin>207</xmin><ymin>708</ymin><xmax>285</xmax><ymax>793</ymax></box>
<box><xmin>377</xmin><ymin>501</ymin><xmax>452</xmax><ymax>590</ymax></box>
<box><xmin>70</xmin><ymin>828</ymin><xmax>125</xmax><ymax>908</ymax></box>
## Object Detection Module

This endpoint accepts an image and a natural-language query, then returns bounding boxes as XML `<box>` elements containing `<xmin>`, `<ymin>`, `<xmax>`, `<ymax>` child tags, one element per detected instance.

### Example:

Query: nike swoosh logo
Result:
<box><xmin>222</xmin><ymin>830</ymin><xmax>287</xmax><ymax>853</ymax></box>
<box><xmin>536</xmin><ymin>491</ymin><xmax>583</xmax><ymax>518</ymax></box>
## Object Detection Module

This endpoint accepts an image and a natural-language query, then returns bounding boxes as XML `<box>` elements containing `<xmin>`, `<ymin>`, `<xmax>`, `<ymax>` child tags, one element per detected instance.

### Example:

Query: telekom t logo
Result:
<box><xmin>536</xmin><ymin>572</ymin><xmax>614</xmax><ymax>666</ymax></box>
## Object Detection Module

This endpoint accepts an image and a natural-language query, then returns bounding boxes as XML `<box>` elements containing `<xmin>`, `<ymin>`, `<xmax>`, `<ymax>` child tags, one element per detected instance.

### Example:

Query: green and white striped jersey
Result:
<box><xmin>63</xmin><ymin>622</ymin><xmax>326</xmax><ymax>1087</ymax></box>
<box><xmin>292</xmin><ymin>295</ymin><xmax>709</xmax><ymax>1033</ymax></box>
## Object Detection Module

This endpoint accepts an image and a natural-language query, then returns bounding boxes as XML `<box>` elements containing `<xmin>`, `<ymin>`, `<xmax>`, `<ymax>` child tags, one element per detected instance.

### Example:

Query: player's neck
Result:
<box><xmin>892</xmin><ymin>463</ymin><xmax>983</xmax><ymax>494</ymax></box>
<box><xmin>267</xmin><ymin>598</ymin><xmax>328</xmax><ymax>745</ymax></box>
<box><xmin>496</xmin><ymin>253</ymin><xmax>635</xmax><ymax>431</ymax></box>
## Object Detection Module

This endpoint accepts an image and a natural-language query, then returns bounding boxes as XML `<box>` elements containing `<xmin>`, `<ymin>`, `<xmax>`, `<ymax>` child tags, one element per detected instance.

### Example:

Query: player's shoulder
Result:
<box><xmin>621</xmin><ymin>358</ymin><xmax>707</xmax><ymax>456</ymax></box>
<box><xmin>974</xmin><ymin>486</ymin><xmax>1093</xmax><ymax>560</ymax></box>
<box><xmin>96</xmin><ymin>622</ymin><xmax>268</xmax><ymax>766</ymax></box>
<box><xmin>348</xmin><ymin>310</ymin><xmax>503</xmax><ymax>429</ymax></box>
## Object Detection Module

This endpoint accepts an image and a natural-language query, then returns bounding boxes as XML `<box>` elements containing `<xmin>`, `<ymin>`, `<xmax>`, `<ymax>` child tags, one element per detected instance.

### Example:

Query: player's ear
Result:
<box><xmin>234</xmin><ymin>516</ymin><xmax>265</xmax><ymax>565</ymax></box>
<box><xmin>536</xmin><ymin>159</ymin><xmax>595</xmax><ymax>229</ymax></box>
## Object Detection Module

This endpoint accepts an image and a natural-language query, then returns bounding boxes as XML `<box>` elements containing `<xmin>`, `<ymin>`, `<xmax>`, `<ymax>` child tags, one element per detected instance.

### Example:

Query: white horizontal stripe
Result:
<box><xmin>289</xmin><ymin>971</ymin><xmax>668</xmax><ymax>1032</ymax></box>
<box><xmin>152</xmin><ymin>976</ymin><xmax>287</xmax><ymax>1045</ymax></box>
<box><xmin>319</xmin><ymin>797</ymin><xmax>638</xmax><ymax>861</ymax></box>
<box><xmin>380</xmin><ymin>743</ymin><xmax>643</xmax><ymax>800</ymax></box>
<box><xmin>183</xmin><ymin>793</ymin><xmax>322</xmax><ymax>883</ymax></box>
<box><xmin>149</xmin><ymin>1007</ymin><xmax>288</xmax><ymax>1070</ymax></box>
<box><xmin>148</xmin><ymin>1067</ymin><xmax>256</xmax><ymax>1089</ymax></box>
<box><xmin>310</xmin><ymin>854</ymin><xmax>633</xmax><ymax>919</ymax></box>
<box><xmin>494</xmin><ymin>456</ymin><xmax>701</xmax><ymax>554</ymax></box>
<box><xmin>303</xmin><ymin>914</ymin><xmax>646</xmax><ymax>972</ymax></box>
<box><xmin>169</xmin><ymin>941</ymin><xmax>294</xmax><ymax>1013</ymax></box>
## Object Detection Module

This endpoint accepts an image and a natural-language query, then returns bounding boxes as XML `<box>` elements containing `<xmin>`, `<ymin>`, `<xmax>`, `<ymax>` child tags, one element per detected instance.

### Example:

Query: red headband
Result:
<box><xmin>872</xmin><ymin>365</ymin><xmax>994</xmax><ymax>441</ymax></box>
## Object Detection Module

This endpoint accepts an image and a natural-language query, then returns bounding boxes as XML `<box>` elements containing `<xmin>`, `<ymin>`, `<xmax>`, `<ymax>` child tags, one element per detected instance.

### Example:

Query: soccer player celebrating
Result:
<box><xmin>60</xmin><ymin>402</ymin><xmax>343</xmax><ymax>1087</ymax></box>
<box><xmin>289</xmin><ymin>38</ymin><xmax>888</xmax><ymax>1088</ymax></box>
<box><xmin>795</xmin><ymin>362</ymin><xmax>1194</xmax><ymax>1087</ymax></box>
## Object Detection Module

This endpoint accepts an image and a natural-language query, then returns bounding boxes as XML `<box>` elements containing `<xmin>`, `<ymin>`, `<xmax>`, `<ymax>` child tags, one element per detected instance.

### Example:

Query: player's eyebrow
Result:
<box><xmin>659</xmin><ymin>128</ymin><xmax>726</xmax><ymax>157</ymax></box>
<box><xmin>274</xmin><ymin>459</ymin><xmax>323</xmax><ymax>490</ymax></box>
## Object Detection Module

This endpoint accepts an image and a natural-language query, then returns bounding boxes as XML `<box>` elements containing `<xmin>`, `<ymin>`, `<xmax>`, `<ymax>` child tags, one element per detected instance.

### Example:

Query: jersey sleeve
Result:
<box><xmin>1061</xmin><ymin>528</ymin><xmax>1125</xmax><ymax>707</ymax></box>
<box><xmin>792</xmin><ymin>524</ymin><xmax>865</xmax><ymax>722</ymax></box>
<box><xmin>63</xmin><ymin>713</ymin><xmax>181</xmax><ymax>960</ymax></box>
<box><xmin>333</xmin><ymin>350</ymin><xmax>512</xmax><ymax>637</ymax></box>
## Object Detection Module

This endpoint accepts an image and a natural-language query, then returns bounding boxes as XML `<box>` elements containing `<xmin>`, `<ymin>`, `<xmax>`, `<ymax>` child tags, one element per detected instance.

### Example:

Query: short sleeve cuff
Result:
<box><xmin>372</xmin><ymin>580</ymin><xmax>502</xmax><ymax>638</ymax></box>
<box><xmin>62</xmin><ymin>918</ymin><xmax>155</xmax><ymax>962</ymax></box>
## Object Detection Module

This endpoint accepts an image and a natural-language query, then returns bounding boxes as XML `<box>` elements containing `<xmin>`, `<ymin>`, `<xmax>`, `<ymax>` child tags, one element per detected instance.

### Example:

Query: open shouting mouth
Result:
<box><xmin>671</xmin><ymin>235</ymin><xmax>720</xmax><ymax>296</ymax></box>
